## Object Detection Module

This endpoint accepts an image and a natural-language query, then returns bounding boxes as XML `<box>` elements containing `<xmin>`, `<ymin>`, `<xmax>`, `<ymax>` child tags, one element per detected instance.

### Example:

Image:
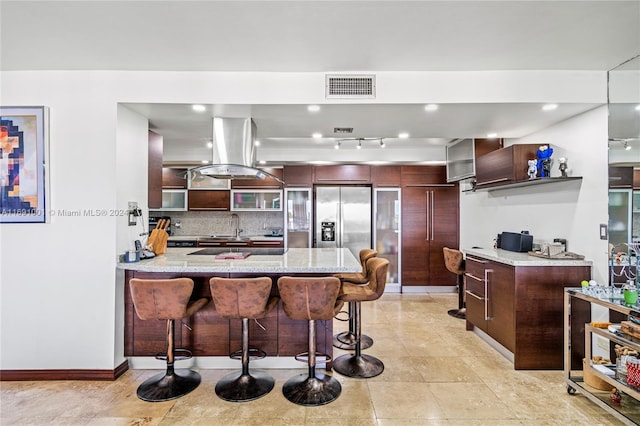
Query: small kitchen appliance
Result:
<box><xmin>498</xmin><ymin>231</ymin><xmax>533</xmax><ymax>252</ymax></box>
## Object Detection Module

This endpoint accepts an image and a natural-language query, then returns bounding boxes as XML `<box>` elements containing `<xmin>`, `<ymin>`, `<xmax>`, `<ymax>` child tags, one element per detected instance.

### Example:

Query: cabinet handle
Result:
<box><xmin>464</xmin><ymin>272</ymin><xmax>484</xmax><ymax>281</ymax></box>
<box><xmin>465</xmin><ymin>290</ymin><xmax>485</xmax><ymax>301</ymax></box>
<box><xmin>227</xmin><ymin>242</ymin><xmax>249</xmax><ymax>246</ymax></box>
<box><xmin>484</xmin><ymin>269</ymin><xmax>492</xmax><ymax>320</ymax></box>
<box><xmin>466</xmin><ymin>256</ymin><xmax>488</xmax><ymax>264</ymax></box>
<box><xmin>252</xmin><ymin>241</ymin><xmax>281</xmax><ymax>246</ymax></box>
<box><xmin>476</xmin><ymin>177</ymin><xmax>509</xmax><ymax>186</ymax></box>
<box><xmin>425</xmin><ymin>190</ymin><xmax>430</xmax><ymax>240</ymax></box>
<box><xmin>198</xmin><ymin>242</ymin><xmax>222</xmax><ymax>247</ymax></box>
<box><xmin>430</xmin><ymin>191</ymin><xmax>434</xmax><ymax>240</ymax></box>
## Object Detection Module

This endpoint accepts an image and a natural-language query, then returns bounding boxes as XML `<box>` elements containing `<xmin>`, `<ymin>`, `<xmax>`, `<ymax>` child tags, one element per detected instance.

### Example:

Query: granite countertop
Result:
<box><xmin>464</xmin><ymin>247</ymin><xmax>593</xmax><ymax>267</ymax></box>
<box><xmin>117</xmin><ymin>247</ymin><xmax>361</xmax><ymax>273</ymax></box>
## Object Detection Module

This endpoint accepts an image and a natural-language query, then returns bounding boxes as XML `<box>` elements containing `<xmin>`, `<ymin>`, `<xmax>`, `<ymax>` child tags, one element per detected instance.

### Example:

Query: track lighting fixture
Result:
<box><xmin>334</xmin><ymin>141</ymin><xmax>341</xmax><ymax>150</ymax></box>
<box><xmin>380</xmin><ymin>139</ymin><xmax>385</xmax><ymax>148</ymax></box>
<box><xmin>357</xmin><ymin>140</ymin><xmax>362</xmax><ymax>149</ymax></box>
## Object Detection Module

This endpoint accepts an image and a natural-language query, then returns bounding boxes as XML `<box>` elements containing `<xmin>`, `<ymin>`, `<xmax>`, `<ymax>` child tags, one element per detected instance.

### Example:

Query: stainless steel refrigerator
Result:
<box><xmin>314</xmin><ymin>186</ymin><xmax>372</xmax><ymax>258</ymax></box>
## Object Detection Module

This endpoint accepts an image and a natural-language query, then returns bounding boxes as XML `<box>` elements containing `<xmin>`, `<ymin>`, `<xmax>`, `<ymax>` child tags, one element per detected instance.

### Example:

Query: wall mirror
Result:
<box><xmin>608</xmin><ymin>54</ymin><xmax>640</xmax><ymax>285</ymax></box>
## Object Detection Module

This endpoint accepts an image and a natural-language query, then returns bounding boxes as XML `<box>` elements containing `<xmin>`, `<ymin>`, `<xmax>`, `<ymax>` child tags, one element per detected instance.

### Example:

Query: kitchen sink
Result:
<box><xmin>188</xmin><ymin>248</ymin><xmax>286</xmax><ymax>256</ymax></box>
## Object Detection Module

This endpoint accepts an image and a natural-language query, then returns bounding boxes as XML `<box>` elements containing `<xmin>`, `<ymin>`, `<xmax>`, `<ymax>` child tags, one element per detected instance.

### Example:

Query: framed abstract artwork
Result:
<box><xmin>1</xmin><ymin>106</ymin><xmax>49</xmax><ymax>223</ymax></box>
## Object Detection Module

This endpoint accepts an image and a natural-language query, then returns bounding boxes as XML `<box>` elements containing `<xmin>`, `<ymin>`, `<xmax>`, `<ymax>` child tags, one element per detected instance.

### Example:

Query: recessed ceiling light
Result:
<box><xmin>542</xmin><ymin>104</ymin><xmax>558</xmax><ymax>111</ymax></box>
<box><xmin>192</xmin><ymin>104</ymin><xmax>206</xmax><ymax>112</ymax></box>
<box><xmin>254</xmin><ymin>140</ymin><xmax>261</xmax><ymax>146</ymax></box>
<box><xmin>487</xmin><ymin>133</ymin><xmax>498</xmax><ymax>138</ymax></box>
<box><xmin>312</xmin><ymin>132</ymin><xmax>322</xmax><ymax>139</ymax></box>
<box><xmin>635</xmin><ymin>104</ymin><xmax>640</xmax><ymax>111</ymax></box>
<box><xmin>206</xmin><ymin>142</ymin><xmax>213</xmax><ymax>148</ymax></box>
<box><xmin>201</xmin><ymin>160</ymin><xmax>209</xmax><ymax>164</ymax></box>
<box><xmin>398</xmin><ymin>132</ymin><xmax>409</xmax><ymax>139</ymax></box>
<box><xmin>259</xmin><ymin>160</ymin><xmax>266</xmax><ymax>164</ymax></box>
<box><xmin>307</xmin><ymin>105</ymin><xmax>320</xmax><ymax>112</ymax></box>
<box><xmin>424</xmin><ymin>104</ymin><xmax>439</xmax><ymax>112</ymax></box>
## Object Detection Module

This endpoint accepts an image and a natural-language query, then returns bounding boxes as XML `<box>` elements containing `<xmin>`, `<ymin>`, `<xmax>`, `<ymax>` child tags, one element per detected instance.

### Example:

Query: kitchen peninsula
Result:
<box><xmin>118</xmin><ymin>248</ymin><xmax>361</xmax><ymax>367</ymax></box>
<box><xmin>463</xmin><ymin>247</ymin><xmax>592</xmax><ymax>370</ymax></box>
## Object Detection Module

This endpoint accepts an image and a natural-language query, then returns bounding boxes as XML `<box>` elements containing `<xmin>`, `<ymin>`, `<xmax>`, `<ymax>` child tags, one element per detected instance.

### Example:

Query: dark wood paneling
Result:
<box><xmin>0</xmin><ymin>361</ymin><xmax>129</xmax><ymax>381</ymax></box>
<box><xmin>634</xmin><ymin>169</ymin><xmax>640</xmax><ymax>189</ymax></box>
<box><xmin>488</xmin><ymin>262</ymin><xmax>515</xmax><ymax>352</ymax></box>
<box><xmin>188</xmin><ymin>190</ymin><xmax>230</xmax><ymax>211</ymax></box>
<box><xmin>283</xmin><ymin>165</ymin><xmax>313</xmax><ymax>186</ymax></box>
<box><xmin>148</xmin><ymin>131</ymin><xmax>163</xmax><ymax>209</ymax></box>
<box><xmin>371</xmin><ymin>165</ymin><xmax>401</xmax><ymax>187</ymax></box>
<box><xmin>314</xmin><ymin>165</ymin><xmax>370</xmax><ymax>182</ymax></box>
<box><xmin>474</xmin><ymin>138</ymin><xmax>503</xmax><ymax>158</ymax></box>
<box><xmin>162</xmin><ymin>167</ymin><xmax>187</xmax><ymax>189</ymax></box>
<box><xmin>231</xmin><ymin>168</ymin><xmax>284</xmax><ymax>189</ymax></box>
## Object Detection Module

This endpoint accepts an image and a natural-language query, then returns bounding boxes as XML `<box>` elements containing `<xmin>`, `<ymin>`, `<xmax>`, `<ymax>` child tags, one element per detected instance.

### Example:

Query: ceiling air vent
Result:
<box><xmin>334</xmin><ymin>127</ymin><xmax>354</xmax><ymax>134</ymax></box>
<box><xmin>326</xmin><ymin>74</ymin><xmax>376</xmax><ymax>99</ymax></box>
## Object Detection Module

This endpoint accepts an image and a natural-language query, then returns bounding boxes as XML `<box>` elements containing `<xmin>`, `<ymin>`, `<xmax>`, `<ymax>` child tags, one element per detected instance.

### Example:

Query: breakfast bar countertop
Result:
<box><xmin>464</xmin><ymin>247</ymin><xmax>593</xmax><ymax>267</ymax></box>
<box><xmin>117</xmin><ymin>247</ymin><xmax>361</xmax><ymax>274</ymax></box>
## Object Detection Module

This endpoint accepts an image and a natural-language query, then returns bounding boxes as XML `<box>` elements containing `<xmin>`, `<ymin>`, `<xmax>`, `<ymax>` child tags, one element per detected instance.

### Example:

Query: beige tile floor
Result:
<box><xmin>0</xmin><ymin>293</ymin><xmax>627</xmax><ymax>425</ymax></box>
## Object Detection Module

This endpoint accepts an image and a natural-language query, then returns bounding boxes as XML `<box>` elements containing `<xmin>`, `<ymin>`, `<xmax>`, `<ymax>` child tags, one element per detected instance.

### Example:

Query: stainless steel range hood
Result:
<box><xmin>189</xmin><ymin>117</ymin><xmax>284</xmax><ymax>183</ymax></box>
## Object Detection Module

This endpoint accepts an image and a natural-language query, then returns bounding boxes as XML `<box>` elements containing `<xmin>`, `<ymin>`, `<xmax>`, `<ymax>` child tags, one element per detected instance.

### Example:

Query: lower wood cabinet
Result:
<box><xmin>124</xmin><ymin>271</ymin><xmax>331</xmax><ymax>360</ymax></box>
<box><xmin>464</xmin><ymin>253</ymin><xmax>591</xmax><ymax>369</ymax></box>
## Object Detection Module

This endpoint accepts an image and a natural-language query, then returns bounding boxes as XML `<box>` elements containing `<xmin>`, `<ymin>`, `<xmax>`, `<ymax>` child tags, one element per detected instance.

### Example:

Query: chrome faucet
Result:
<box><xmin>230</xmin><ymin>213</ymin><xmax>243</xmax><ymax>238</ymax></box>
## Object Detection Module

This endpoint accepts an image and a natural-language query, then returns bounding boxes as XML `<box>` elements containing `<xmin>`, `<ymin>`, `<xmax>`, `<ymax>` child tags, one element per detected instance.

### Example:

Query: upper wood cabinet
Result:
<box><xmin>400</xmin><ymin>165</ymin><xmax>447</xmax><ymax>186</ymax></box>
<box><xmin>635</xmin><ymin>169</ymin><xmax>640</xmax><ymax>189</ymax></box>
<box><xmin>148</xmin><ymin>131</ymin><xmax>163</xmax><ymax>209</ymax></box>
<box><xmin>162</xmin><ymin>167</ymin><xmax>187</xmax><ymax>189</ymax></box>
<box><xmin>283</xmin><ymin>165</ymin><xmax>313</xmax><ymax>186</ymax></box>
<box><xmin>371</xmin><ymin>165</ymin><xmax>401</xmax><ymax>187</ymax></box>
<box><xmin>609</xmin><ymin>166</ymin><xmax>634</xmax><ymax>188</ymax></box>
<box><xmin>187</xmin><ymin>190</ymin><xmax>230</xmax><ymax>211</ymax></box>
<box><xmin>231</xmin><ymin>167</ymin><xmax>284</xmax><ymax>189</ymax></box>
<box><xmin>475</xmin><ymin>144</ymin><xmax>538</xmax><ymax>188</ymax></box>
<box><xmin>314</xmin><ymin>165</ymin><xmax>370</xmax><ymax>183</ymax></box>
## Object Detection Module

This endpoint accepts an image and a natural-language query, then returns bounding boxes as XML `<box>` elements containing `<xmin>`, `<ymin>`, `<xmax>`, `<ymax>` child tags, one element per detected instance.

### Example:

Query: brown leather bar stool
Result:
<box><xmin>277</xmin><ymin>276</ymin><xmax>344</xmax><ymax>406</ymax></box>
<box><xmin>443</xmin><ymin>247</ymin><xmax>466</xmax><ymax>319</ymax></box>
<box><xmin>333</xmin><ymin>248</ymin><xmax>377</xmax><ymax>350</ymax></box>
<box><xmin>333</xmin><ymin>257</ymin><xmax>389</xmax><ymax>379</ymax></box>
<box><xmin>129</xmin><ymin>278</ymin><xmax>209</xmax><ymax>402</ymax></box>
<box><xmin>209</xmin><ymin>277</ymin><xmax>279</xmax><ymax>402</ymax></box>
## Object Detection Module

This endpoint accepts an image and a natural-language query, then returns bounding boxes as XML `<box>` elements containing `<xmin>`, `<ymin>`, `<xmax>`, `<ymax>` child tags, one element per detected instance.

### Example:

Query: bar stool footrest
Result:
<box><xmin>229</xmin><ymin>348</ymin><xmax>267</xmax><ymax>361</ymax></box>
<box><xmin>154</xmin><ymin>348</ymin><xmax>192</xmax><ymax>362</ymax></box>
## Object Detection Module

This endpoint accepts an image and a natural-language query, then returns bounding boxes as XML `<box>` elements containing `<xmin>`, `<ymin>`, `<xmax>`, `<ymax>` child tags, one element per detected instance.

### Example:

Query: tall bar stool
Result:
<box><xmin>277</xmin><ymin>276</ymin><xmax>344</xmax><ymax>406</ymax></box>
<box><xmin>443</xmin><ymin>247</ymin><xmax>466</xmax><ymax>319</ymax></box>
<box><xmin>333</xmin><ymin>248</ymin><xmax>377</xmax><ymax>350</ymax></box>
<box><xmin>209</xmin><ymin>277</ymin><xmax>279</xmax><ymax>402</ymax></box>
<box><xmin>129</xmin><ymin>278</ymin><xmax>209</xmax><ymax>402</ymax></box>
<box><xmin>333</xmin><ymin>257</ymin><xmax>389</xmax><ymax>379</ymax></box>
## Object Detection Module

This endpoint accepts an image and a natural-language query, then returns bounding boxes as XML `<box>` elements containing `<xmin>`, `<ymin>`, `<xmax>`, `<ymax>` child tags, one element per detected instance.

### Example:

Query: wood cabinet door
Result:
<box><xmin>476</xmin><ymin>144</ymin><xmax>538</xmax><ymax>187</ymax></box>
<box><xmin>371</xmin><ymin>165</ymin><xmax>401</xmax><ymax>187</ymax></box>
<box><xmin>314</xmin><ymin>165</ymin><xmax>371</xmax><ymax>182</ymax></box>
<box><xmin>487</xmin><ymin>261</ymin><xmax>515</xmax><ymax>352</ymax></box>
<box><xmin>283</xmin><ymin>165</ymin><xmax>313</xmax><ymax>186</ymax></box>
<box><xmin>401</xmin><ymin>186</ymin><xmax>429</xmax><ymax>285</ymax></box>
<box><xmin>428</xmin><ymin>186</ymin><xmax>460</xmax><ymax>286</ymax></box>
<box><xmin>188</xmin><ymin>190</ymin><xmax>230</xmax><ymax>211</ymax></box>
<box><xmin>148</xmin><ymin>131</ymin><xmax>163</xmax><ymax>209</ymax></box>
<box><xmin>162</xmin><ymin>167</ymin><xmax>187</xmax><ymax>189</ymax></box>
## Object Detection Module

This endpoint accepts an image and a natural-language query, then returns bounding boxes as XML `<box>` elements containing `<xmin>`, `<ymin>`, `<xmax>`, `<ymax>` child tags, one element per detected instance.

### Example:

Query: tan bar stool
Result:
<box><xmin>129</xmin><ymin>278</ymin><xmax>209</xmax><ymax>402</ymax></box>
<box><xmin>333</xmin><ymin>248</ymin><xmax>377</xmax><ymax>350</ymax></box>
<box><xmin>443</xmin><ymin>247</ymin><xmax>466</xmax><ymax>319</ymax></box>
<box><xmin>209</xmin><ymin>277</ymin><xmax>279</xmax><ymax>402</ymax></box>
<box><xmin>332</xmin><ymin>257</ymin><xmax>389</xmax><ymax>379</ymax></box>
<box><xmin>277</xmin><ymin>276</ymin><xmax>344</xmax><ymax>406</ymax></box>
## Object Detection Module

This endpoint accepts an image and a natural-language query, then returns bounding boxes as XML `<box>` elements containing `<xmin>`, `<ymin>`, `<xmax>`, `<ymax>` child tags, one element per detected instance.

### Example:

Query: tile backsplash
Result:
<box><xmin>150</xmin><ymin>210</ymin><xmax>284</xmax><ymax>237</ymax></box>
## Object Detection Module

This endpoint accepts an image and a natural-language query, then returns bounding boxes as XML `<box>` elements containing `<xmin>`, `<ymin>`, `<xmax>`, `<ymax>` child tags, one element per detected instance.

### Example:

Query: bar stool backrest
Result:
<box><xmin>277</xmin><ymin>277</ymin><xmax>342</xmax><ymax>321</ymax></box>
<box><xmin>365</xmin><ymin>257</ymin><xmax>390</xmax><ymax>299</ymax></box>
<box><xmin>129</xmin><ymin>278</ymin><xmax>196</xmax><ymax>321</ymax></box>
<box><xmin>358</xmin><ymin>249</ymin><xmax>377</xmax><ymax>273</ymax></box>
<box><xmin>209</xmin><ymin>277</ymin><xmax>277</xmax><ymax>319</ymax></box>
<box><xmin>443</xmin><ymin>247</ymin><xmax>465</xmax><ymax>275</ymax></box>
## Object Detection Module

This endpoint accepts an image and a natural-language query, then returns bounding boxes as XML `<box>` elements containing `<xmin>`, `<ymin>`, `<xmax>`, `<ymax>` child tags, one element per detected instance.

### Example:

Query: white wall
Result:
<box><xmin>460</xmin><ymin>106</ymin><xmax>610</xmax><ymax>284</ymax></box>
<box><xmin>0</xmin><ymin>69</ymin><xmax>607</xmax><ymax>371</ymax></box>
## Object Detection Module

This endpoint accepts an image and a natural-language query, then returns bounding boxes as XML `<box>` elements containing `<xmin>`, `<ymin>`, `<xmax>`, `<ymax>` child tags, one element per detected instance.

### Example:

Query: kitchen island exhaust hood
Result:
<box><xmin>188</xmin><ymin>117</ymin><xmax>284</xmax><ymax>183</ymax></box>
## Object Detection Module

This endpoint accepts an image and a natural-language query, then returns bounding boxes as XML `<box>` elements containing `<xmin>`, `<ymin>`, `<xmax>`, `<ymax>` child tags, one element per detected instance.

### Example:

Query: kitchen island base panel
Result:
<box><xmin>127</xmin><ymin>356</ymin><xmax>330</xmax><ymax>370</ymax></box>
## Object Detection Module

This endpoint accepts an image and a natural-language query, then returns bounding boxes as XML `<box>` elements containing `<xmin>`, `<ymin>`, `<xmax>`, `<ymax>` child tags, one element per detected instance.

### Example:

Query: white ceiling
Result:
<box><xmin>2</xmin><ymin>1</ymin><xmax>639</xmax><ymax>165</ymax></box>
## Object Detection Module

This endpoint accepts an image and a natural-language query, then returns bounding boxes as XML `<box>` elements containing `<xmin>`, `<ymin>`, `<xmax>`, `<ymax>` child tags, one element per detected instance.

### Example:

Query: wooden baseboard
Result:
<box><xmin>0</xmin><ymin>360</ymin><xmax>128</xmax><ymax>381</ymax></box>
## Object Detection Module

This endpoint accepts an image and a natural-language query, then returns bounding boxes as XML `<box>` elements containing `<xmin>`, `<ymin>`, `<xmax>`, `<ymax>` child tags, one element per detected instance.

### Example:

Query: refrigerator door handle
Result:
<box><xmin>431</xmin><ymin>191</ymin><xmax>435</xmax><ymax>241</ymax></box>
<box><xmin>338</xmin><ymin>200</ymin><xmax>343</xmax><ymax>247</ymax></box>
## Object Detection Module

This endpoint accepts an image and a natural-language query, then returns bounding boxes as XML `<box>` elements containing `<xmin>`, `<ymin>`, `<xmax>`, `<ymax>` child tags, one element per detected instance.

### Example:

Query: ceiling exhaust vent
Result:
<box><xmin>326</xmin><ymin>74</ymin><xmax>376</xmax><ymax>98</ymax></box>
<box><xmin>333</xmin><ymin>127</ymin><xmax>354</xmax><ymax>134</ymax></box>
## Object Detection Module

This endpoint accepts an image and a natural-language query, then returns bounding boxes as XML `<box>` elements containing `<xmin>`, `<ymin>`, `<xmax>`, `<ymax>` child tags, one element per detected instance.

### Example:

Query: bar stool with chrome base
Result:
<box><xmin>129</xmin><ymin>278</ymin><xmax>209</xmax><ymax>402</ymax></box>
<box><xmin>277</xmin><ymin>276</ymin><xmax>344</xmax><ymax>406</ymax></box>
<box><xmin>443</xmin><ymin>247</ymin><xmax>466</xmax><ymax>319</ymax></box>
<box><xmin>332</xmin><ymin>257</ymin><xmax>389</xmax><ymax>379</ymax></box>
<box><xmin>209</xmin><ymin>277</ymin><xmax>279</xmax><ymax>402</ymax></box>
<box><xmin>333</xmin><ymin>248</ymin><xmax>377</xmax><ymax>350</ymax></box>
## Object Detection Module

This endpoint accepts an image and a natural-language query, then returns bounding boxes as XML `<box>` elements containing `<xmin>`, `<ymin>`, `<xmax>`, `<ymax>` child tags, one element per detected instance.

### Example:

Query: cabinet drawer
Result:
<box><xmin>465</xmin><ymin>255</ymin><xmax>488</xmax><ymax>279</ymax></box>
<box><xmin>465</xmin><ymin>271</ymin><xmax>486</xmax><ymax>297</ymax></box>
